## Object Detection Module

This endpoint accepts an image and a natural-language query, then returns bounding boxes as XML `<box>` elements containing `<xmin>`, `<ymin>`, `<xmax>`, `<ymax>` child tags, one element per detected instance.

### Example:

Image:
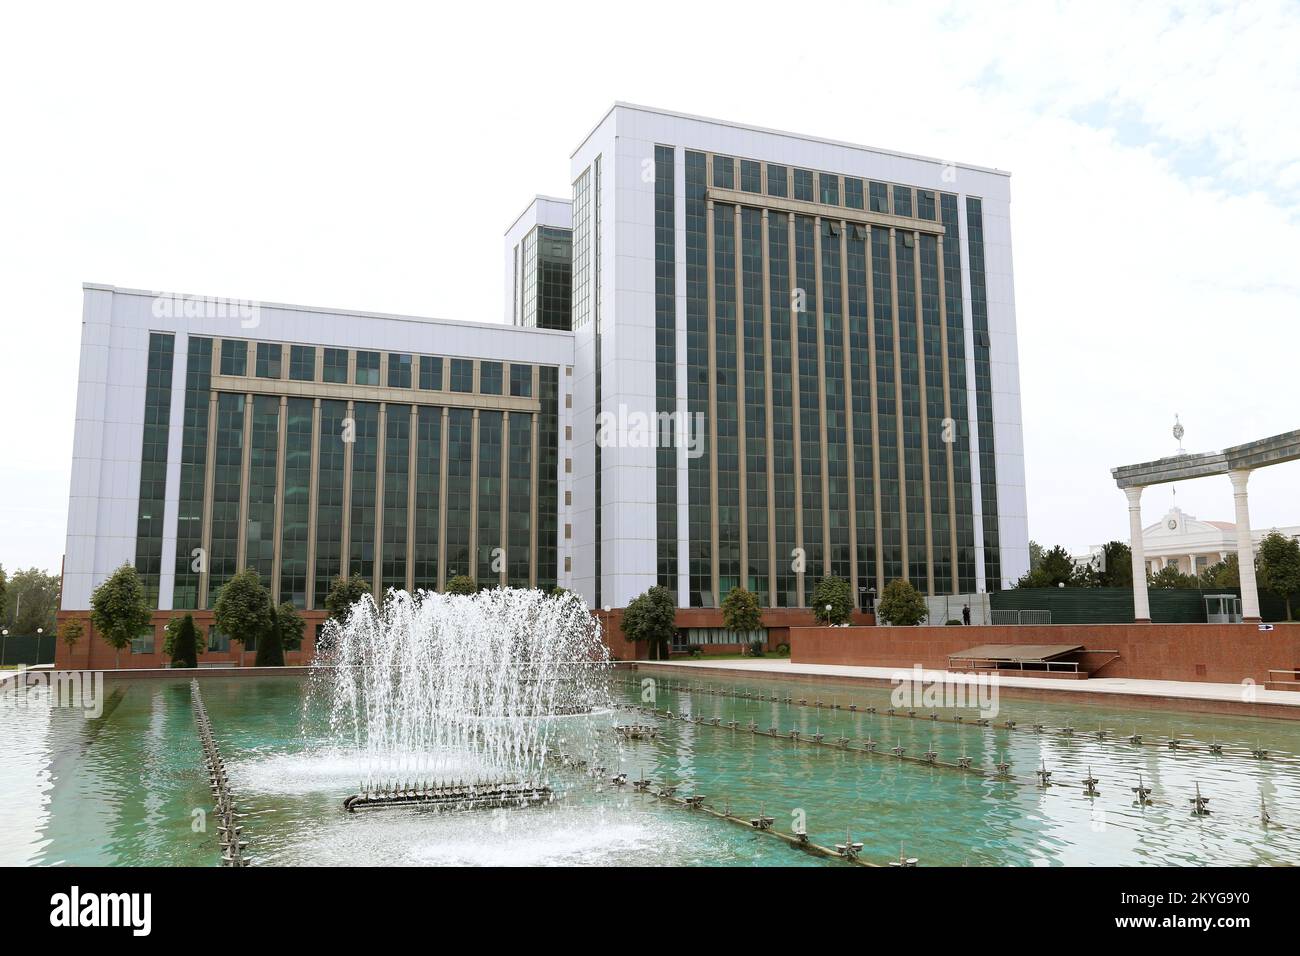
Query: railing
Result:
<box><xmin>1266</xmin><ymin>669</ymin><xmax>1300</xmax><ymax>691</ymax></box>
<box><xmin>989</xmin><ymin>609</ymin><xmax>1052</xmax><ymax>626</ymax></box>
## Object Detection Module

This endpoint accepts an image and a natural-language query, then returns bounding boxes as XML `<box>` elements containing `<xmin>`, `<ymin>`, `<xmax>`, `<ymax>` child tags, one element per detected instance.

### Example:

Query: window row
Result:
<box><xmin>214</xmin><ymin>340</ymin><xmax>535</xmax><ymax>397</ymax></box>
<box><xmin>706</xmin><ymin>152</ymin><xmax>941</xmax><ymax>221</ymax></box>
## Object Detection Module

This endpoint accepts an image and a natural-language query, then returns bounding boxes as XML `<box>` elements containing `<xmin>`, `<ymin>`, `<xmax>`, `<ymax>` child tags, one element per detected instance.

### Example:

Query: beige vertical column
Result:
<box><xmin>734</xmin><ymin>204</ymin><xmax>748</xmax><ymax>593</ymax></box>
<box><xmin>888</xmin><ymin>229</ymin><xmax>909</xmax><ymax>581</ymax></box>
<box><xmin>1229</xmin><ymin>470</ymin><xmax>1262</xmax><ymax>621</ymax></box>
<box><xmin>865</xmin><ymin>228</ymin><xmax>885</xmax><ymax>595</ymax></box>
<box><xmin>199</xmin><ymin>391</ymin><xmax>218</xmax><ymax>608</ymax></box>
<box><xmin>529</xmin><ymin>411</ymin><xmax>539</xmax><ymax>589</ymax></box>
<box><xmin>913</xmin><ymin>230</ymin><xmax>935</xmax><ymax>596</ymax></box>
<box><xmin>235</xmin><ymin>393</ymin><xmax>253</xmax><ymax>571</ymax></box>
<box><xmin>761</xmin><ymin>209</ymin><xmax>777</xmax><ymax>607</ymax></box>
<box><xmin>936</xmin><ymin>235</ymin><xmax>959</xmax><ymax>593</ymax></box>
<box><xmin>788</xmin><ymin>213</ymin><xmax>805</xmax><ymax>606</ymax></box>
<box><xmin>305</xmin><ymin>398</ymin><xmax>321</xmax><ymax>610</ymax></box>
<box><xmin>406</xmin><ymin>404</ymin><xmax>418</xmax><ymax>592</ymax></box>
<box><xmin>373</xmin><ymin>403</ymin><xmax>387</xmax><ymax>598</ymax></box>
<box><xmin>499</xmin><ymin>411</ymin><xmax>509</xmax><ymax>588</ymax></box>
<box><xmin>839</xmin><ymin>222</ymin><xmax>859</xmax><ymax>606</ymax></box>
<box><xmin>706</xmin><ymin>197</ymin><xmax>720</xmax><ymax>604</ymax></box>
<box><xmin>469</xmin><ymin>408</ymin><xmax>480</xmax><ymax>584</ymax></box>
<box><xmin>341</xmin><ymin>400</ymin><xmax>354</xmax><ymax>578</ymax></box>
<box><xmin>271</xmin><ymin>395</ymin><xmax>288</xmax><ymax>603</ymax></box>
<box><xmin>813</xmin><ymin>218</ymin><xmax>831</xmax><ymax>579</ymax></box>
<box><xmin>437</xmin><ymin>407</ymin><xmax>449</xmax><ymax>590</ymax></box>
<box><xmin>1125</xmin><ymin>486</ymin><xmax>1151</xmax><ymax>622</ymax></box>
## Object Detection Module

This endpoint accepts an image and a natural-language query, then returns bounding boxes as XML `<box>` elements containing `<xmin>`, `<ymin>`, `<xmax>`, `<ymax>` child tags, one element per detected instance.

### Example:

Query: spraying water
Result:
<box><xmin>315</xmin><ymin>588</ymin><xmax>612</xmax><ymax>794</ymax></box>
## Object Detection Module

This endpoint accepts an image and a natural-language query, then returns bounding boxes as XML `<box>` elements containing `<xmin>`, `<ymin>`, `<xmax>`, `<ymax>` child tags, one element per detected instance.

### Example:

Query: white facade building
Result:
<box><xmin>62</xmin><ymin>103</ymin><xmax>1030</xmax><ymax>627</ymax></box>
<box><xmin>1077</xmin><ymin>505</ymin><xmax>1300</xmax><ymax>577</ymax></box>
<box><xmin>63</xmin><ymin>284</ymin><xmax>574</xmax><ymax>613</ymax></box>
<box><xmin>563</xmin><ymin>104</ymin><xmax>1028</xmax><ymax>610</ymax></box>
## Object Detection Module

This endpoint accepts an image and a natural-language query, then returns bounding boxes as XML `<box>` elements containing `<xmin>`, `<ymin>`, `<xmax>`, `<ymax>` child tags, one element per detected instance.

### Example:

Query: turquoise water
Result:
<box><xmin>3</xmin><ymin>670</ymin><xmax>1298</xmax><ymax>866</ymax></box>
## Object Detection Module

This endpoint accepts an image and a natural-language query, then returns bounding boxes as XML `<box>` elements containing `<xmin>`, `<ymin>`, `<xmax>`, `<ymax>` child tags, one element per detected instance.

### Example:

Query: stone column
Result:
<box><xmin>1229</xmin><ymin>469</ymin><xmax>1262</xmax><ymax>621</ymax></box>
<box><xmin>1125</xmin><ymin>486</ymin><xmax>1150</xmax><ymax>622</ymax></box>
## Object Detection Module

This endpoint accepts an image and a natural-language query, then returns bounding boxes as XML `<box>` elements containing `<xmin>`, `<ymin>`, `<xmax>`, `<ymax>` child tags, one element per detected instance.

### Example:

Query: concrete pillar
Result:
<box><xmin>1125</xmin><ymin>486</ymin><xmax>1150</xmax><ymax>622</ymax></box>
<box><xmin>1228</xmin><ymin>469</ymin><xmax>1262</xmax><ymax>621</ymax></box>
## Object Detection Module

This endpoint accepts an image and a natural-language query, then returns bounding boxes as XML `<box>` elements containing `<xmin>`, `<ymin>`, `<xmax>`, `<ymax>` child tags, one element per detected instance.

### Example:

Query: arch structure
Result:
<box><xmin>1111</xmin><ymin>429</ymin><xmax>1300</xmax><ymax>622</ymax></box>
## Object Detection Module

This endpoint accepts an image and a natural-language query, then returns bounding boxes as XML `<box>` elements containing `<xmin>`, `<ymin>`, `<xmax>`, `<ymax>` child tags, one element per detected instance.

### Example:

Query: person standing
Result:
<box><xmin>962</xmin><ymin>604</ymin><xmax>971</xmax><ymax>626</ymax></box>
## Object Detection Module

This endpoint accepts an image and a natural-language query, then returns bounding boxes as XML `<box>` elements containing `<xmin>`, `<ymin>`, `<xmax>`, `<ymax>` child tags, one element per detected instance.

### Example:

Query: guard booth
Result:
<box><xmin>1204</xmin><ymin>594</ymin><xmax>1242</xmax><ymax>624</ymax></box>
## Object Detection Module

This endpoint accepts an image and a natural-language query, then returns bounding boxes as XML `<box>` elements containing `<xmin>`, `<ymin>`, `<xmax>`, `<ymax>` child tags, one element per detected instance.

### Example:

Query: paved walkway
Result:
<box><xmin>626</xmin><ymin>658</ymin><xmax>1300</xmax><ymax>709</ymax></box>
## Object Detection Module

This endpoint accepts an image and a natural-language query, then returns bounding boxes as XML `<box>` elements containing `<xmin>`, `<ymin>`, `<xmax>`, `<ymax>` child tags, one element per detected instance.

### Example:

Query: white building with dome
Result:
<box><xmin>1077</xmin><ymin>506</ymin><xmax>1300</xmax><ymax>577</ymax></box>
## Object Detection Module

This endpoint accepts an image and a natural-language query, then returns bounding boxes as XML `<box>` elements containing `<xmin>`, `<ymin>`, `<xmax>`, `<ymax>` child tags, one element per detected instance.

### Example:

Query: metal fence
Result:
<box><xmin>989</xmin><ymin>609</ymin><xmax>1052</xmax><ymax>626</ymax></box>
<box><xmin>0</xmin><ymin>634</ymin><xmax>56</xmax><ymax>666</ymax></box>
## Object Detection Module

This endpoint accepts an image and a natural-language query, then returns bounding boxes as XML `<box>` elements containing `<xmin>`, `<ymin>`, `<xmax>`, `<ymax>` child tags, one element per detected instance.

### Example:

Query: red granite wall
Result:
<box><xmin>790</xmin><ymin>622</ymin><xmax>1300</xmax><ymax>686</ymax></box>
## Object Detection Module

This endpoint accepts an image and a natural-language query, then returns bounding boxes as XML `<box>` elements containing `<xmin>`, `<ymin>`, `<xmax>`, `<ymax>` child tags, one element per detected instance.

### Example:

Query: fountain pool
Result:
<box><xmin>4</xmin><ymin>662</ymin><xmax>1299</xmax><ymax>866</ymax></box>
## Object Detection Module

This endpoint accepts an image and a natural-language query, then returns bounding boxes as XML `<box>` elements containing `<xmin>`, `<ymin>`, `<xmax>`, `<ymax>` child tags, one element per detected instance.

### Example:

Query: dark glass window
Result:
<box><xmin>134</xmin><ymin>332</ymin><xmax>175</xmax><ymax>604</ymax></box>
<box><xmin>388</xmin><ymin>353</ymin><xmax>412</xmax><ymax>388</ymax></box>
<box><xmin>419</xmin><ymin>355</ymin><xmax>442</xmax><ymax>390</ymax></box>
<box><xmin>869</xmin><ymin>181</ymin><xmax>889</xmax><ymax>213</ymax></box>
<box><xmin>893</xmin><ymin>186</ymin><xmax>913</xmax><ymax>217</ymax></box>
<box><xmin>323</xmin><ymin>348</ymin><xmax>348</xmax><ymax>383</ymax></box>
<box><xmin>450</xmin><ymin>358</ymin><xmax>473</xmax><ymax>393</ymax></box>
<box><xmin>173</xmin><ymin>336</ymin><xmax>211</xmax><ymax>609</ymax></box>
<box><xmin>479</xmin><ymin>361</ymin><xmax>502</xmax><ymax>395</ymax></box>
<box><xmin>917</xmin><ymin>189</ymin><xmax>936</xmax><ymax>221</ymax></box>
<box><xmin>289</xmin><ymin>344</ymin><xmax>315</xmax><ymax>381</ymax></box>
<box><xmin>818</xmin><ymin>173</ymin><xmax>839</xmax><ymax>206</ymax></box>
<box><xmin>255</xmin><ymin>342</ymin><xmax>281</xmax><ymax>379</ymax></box>
<box><xmin>219</xmin><ymin>339</ymin><xmax>247</xmax><ymax>376</ymax></box>
<box><xmin>766</xmin><ymin>164</ymin><xmax>788</xmax><ymax>198</ymax></box>
<box><xmin>793</xmin><ymin>168</ymin><xmax>814</xmax><ymax>202</ymax></box>
<box><xmin>712</xmin><ymin>155</ymin><xmax>734</xmax><ymax>189</ymax></box>
<box><xmin>740</xmin><ymin>159</ymin><xmax>761</xmax><ymax>193</ymax></box>
<box><xmin>845</xmin><ymin>177</ymin><xmax>864</xmax><ymax>210</ymax></box>
<box><xmin>355</xmin><ymin>350</ymin><xmax>380</xmax><ymax>385</ymax></box>
<box><xmin>509</xmin><ymin>363</ymin><xmax>532</xmax><ymax>397</ymax></box>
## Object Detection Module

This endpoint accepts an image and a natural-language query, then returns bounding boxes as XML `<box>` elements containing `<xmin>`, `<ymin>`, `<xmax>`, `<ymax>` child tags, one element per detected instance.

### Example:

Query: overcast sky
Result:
<box><xmin>2</xmin><ymin>0</ymin><xmax>1297</xmax><ymax>576</ymax></box>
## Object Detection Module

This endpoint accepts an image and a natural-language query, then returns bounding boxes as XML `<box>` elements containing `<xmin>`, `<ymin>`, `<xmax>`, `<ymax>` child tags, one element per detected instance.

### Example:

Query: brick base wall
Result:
<box><xmin>790</xmin><ymin>622</ymin><xmax>1300</xmax><ymax>686</ymax></box>
<box><xmin>54</xmin><ymin>609</ymin><xmax>323</xmax><ymax>670</ymax></box>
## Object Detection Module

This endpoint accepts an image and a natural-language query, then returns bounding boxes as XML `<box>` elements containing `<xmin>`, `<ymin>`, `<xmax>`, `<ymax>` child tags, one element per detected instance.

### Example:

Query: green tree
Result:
<box><xmin>4</xmin><ymin>567</ymin><xmax>61</xmax><ymax>634</ymax></box>
<box><xmin>1256</xmin><ymin>531</ymin><xmax>1300</xmax><ymax>620</ymax></box>
<box><xmin>90</xmin><ymin>564</ymin><xmax>153</xmax><ymax>668</ymax></box>
<box><xmin>877</xmin><ymin>579</ymin><xmax>928</xmax><ymax>626</ymax></box>
<box><xmin>276</xmin><ymin>602</ymin><xmax>306</xmax><ymax>652</ymax></box>
<box><xmin>59</xmin><ymin>618</ymin><xmax>84</xmax><ymax>656</ymax></box>
<box><xmin>163</xmin><ymin>614</ymin><xmax>205</xmax><ymax>663</ymax></box>
<box><xmin>165</xmin><ymin>614</ymin><xmax>200</xmax><ymax>668</ymax></box>
<box><xmin>1199</xmin><ymin>553</ymin><xmax>1239</xmax><ymax>589</ymax></box>
<box><xmin>1099</xmin><ymin>541</ymin><xmax>1133</xmax><ymax>588</ymax></box>
<box><xmin>1014</xmin><ymin>545</ymin><xmax>1077</xmax><ymax>588</ymax></box>
<box><xmin>811</xmin><ymin>576</ymin><xmax>854</xmax><ymax>625</ymax></box>
<box><xmin>213</xmin><ymin>568</ymin><xmax>272</xmax><ymax>664</ymax></box>
<box><xmin>621</xmin><ymin>586</ymin><xmax>676</xmax><ymax>661</ymax></box>
<box><xmin>446</xmin><ymin>574</ymin><xmax>477</xmax><ymax>596</ymax></box>
<box><xmin>255</xmin><ymin>592</ymin><xmax>285</xmax><ymax>667</ymax></box>
<box><xmin>721</xmin><ymin>586</ymin><xmax>763</xmax><ymax>636</ymax></box>
<box><xmin>1148</xmin><ymin>565</ymin><xmax>1199</xmax><ymax>589</ymax></box>
<box><xmin>0</xmin><ymin>564</ymin><xmax>7</xmax><ymax>624</ymax></box>
<box><xmin>323</xmin><ymin>574</ymin><xmax>372</xmax><ymax>622</ymax></box>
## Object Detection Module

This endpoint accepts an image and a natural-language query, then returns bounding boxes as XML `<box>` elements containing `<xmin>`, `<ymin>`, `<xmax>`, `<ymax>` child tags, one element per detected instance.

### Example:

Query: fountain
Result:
<box><xmin>317</xmin><ymin>587</ymin><xmax>611</xmax><ymax>810</ymax></box>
